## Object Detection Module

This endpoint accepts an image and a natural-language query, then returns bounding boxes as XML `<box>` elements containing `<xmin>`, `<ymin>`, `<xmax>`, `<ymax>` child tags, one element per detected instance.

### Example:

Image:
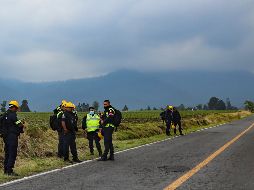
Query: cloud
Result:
<box><xmin>0</xmin><ymin>0</ymin><xmax>254</xmax><ymax>81</ymax></box>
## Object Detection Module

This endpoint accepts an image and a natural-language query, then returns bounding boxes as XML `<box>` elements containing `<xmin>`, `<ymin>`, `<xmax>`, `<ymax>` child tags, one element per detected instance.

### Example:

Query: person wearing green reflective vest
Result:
<box><xmin>82</xmin><ymin>107</ymin><xmax>102</xmax><ymax>156</ymax></box>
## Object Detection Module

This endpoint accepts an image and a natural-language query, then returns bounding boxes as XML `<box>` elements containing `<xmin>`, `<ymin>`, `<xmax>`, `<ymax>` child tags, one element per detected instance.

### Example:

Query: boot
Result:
<box><xmin>73</xmin><ymin>157</ymin><xmax>82</xmax><ymax>163</ymax></box>
<box><xmin>97</xmin><ymin>156</ymin><xmax>107</xmax><ymax>161</ymax></box>
<box><xmin>108</xmin><ymin>155</ymin><xmax>114</xmax><ymax>161</ymax></box>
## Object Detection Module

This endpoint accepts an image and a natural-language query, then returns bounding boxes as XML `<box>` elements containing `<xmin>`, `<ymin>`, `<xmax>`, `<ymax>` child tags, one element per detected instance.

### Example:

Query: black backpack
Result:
<box><xmin>49</xmin><ymin>114</ymin><xmax>59</xmax><ymax>131</ymax></box>
<box><xmin>113</xmin><ymin>109</ymin><xmax>122</xmax><ymax>131</ymax></box>
<box><xmin>0</xmin><ymin>112</ymin><xmax>7</xmax><ymax>136</ymax></box>
<box><xmin>160</xmin><ymin>111</ymin><xmax>166</xmax><ymax>121</ymax></box>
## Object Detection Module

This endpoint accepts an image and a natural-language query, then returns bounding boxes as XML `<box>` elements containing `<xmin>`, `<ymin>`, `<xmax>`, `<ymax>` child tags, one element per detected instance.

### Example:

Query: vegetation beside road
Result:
<box><xmin>0</xmin><ymin>110</ymin><xmax>251</xmax><ymax>183</ymax></box>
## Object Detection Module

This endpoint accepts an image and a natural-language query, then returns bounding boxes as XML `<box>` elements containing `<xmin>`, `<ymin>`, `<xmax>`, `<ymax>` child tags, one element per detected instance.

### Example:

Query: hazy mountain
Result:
<box><xmin>0</xmin><ymin>70</ymin><xmax>253</xmax><ymax>111</ymax></box>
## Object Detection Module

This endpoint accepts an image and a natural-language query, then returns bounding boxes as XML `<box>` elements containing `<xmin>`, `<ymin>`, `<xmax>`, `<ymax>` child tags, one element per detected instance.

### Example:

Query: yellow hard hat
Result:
<box><xmin>61</xmin><ymin>100</ymin><xmax>67</xmax><ymax>106</ymax></box>
<box><xmin>98</xmin><ymin>132</ymin><xmax>104</xmax><ymax>140</ymax></box>
<box><xmin>168</xmin><ymin>105</ymin><xmax>173</xmax><ymax>110</ymax></box>
<box><xmin>9</xmin><ymin>100</ymin><xmax>19</xmax><ymax>108</ymax></box>
<box><xmin>65</xmin><ymin>102</ymin><xmax>75</xmax><ymax>108</ymax></box>
<box><xmin>72</xmin><ymin>103</ymin><xmax>76</xmax><ymax>109</ymax></box>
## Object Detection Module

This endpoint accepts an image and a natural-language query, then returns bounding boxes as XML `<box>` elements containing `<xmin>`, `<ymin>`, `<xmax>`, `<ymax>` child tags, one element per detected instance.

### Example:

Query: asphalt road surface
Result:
<box><xmin>1</xmin><ymin>116</ymin><xmax>254</xmax><ymax>190</ymax></box>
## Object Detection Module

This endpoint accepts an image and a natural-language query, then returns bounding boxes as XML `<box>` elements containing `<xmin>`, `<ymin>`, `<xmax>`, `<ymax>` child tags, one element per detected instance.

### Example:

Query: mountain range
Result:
<box><xmin>0</xmin><ymin>70</ymin><xmax>253</xmax><ymax>111</ymax></box>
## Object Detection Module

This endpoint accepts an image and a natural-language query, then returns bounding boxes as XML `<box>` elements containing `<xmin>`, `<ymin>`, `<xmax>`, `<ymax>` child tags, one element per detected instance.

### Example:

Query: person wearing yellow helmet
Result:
<box><xmin>61</xmin><ymin>102</ymin><xmax>81</xmax><ymax>163</ymax></box>
<box><xmin>82</xmin><ymin>107</ymin><xmax>102</xmax><ymax>156</ymax></box>
<box><xmin>2</xmin><ymin>101</ymin><xmax>25</xmax><ymax>176</ymax></box>
<box><xmin>165</xmin><ymin>105</ymin><xmax>173</xmax><ymax>136</ymax></box>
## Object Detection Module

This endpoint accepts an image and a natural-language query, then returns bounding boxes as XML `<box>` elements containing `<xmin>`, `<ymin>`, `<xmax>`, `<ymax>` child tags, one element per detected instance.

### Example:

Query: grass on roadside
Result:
<box><xmin>0</xmin><ymin>110</ymin><xmax>251</xmax><ymax>183</ymax></box>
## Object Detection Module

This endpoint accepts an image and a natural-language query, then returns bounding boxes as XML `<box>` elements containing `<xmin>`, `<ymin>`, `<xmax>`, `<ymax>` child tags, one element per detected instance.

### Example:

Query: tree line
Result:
<box><xmin>1</xmin><ymin>97</ymin><xmax>253</xmax><ymax>112</ymax></box>
<box><xmin>136</xmin><ymin>97</ymin><xmax>240</xmax><ymax>112</ymax></box>
<box><xmin>178</xmin><ymin>97</ymin><xmax>238</xmax><ymax>111</ymax></box>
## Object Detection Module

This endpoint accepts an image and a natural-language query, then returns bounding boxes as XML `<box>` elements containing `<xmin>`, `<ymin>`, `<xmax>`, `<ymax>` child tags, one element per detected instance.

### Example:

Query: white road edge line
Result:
<box><xmin>0</xmin><ymin>122</ymin><xmax>228</xmax><ymax>187</ymax></box>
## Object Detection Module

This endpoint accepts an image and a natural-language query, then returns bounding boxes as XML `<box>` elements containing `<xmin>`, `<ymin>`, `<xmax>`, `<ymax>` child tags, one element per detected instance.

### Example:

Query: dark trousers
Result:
<box><xmin>58</xmin><ymin>131</ymin><xmax>64</xmax><ymax>157</ymax></box>
<box><xmin>102</xmin><ymin>126</ymin><xmax>114</xmax><ymax>158</ymax></box>
<box><xmin>166</xmin><ymin>122</ymin><xmax>171</xmax><ymax>136</ymax></box>
<box><xmin>63</xmin><ymin>132</ymin><xmax>78</xmax><ymax>160</ymax></box>
<box><xmin>87</xmin><ymin>131</ymin><xmax>102</xmax><ymax>154</ymax></box>
<box><xmin>174</xmin><ymin>121</ymin><xmax>183</xmax><ymax>135</ymax></box>
<box><xmin>3</xmin><ymin>133</ymin><xmax>19</xmax><ymax>173</ymax></box>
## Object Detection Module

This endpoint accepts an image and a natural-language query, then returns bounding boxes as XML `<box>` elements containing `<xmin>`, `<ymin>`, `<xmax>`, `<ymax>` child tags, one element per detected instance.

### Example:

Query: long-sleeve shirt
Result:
<box><xmin>4</xmin><ymin>110</ymin><xmax>24</xmax><ymax>135</ymax></box>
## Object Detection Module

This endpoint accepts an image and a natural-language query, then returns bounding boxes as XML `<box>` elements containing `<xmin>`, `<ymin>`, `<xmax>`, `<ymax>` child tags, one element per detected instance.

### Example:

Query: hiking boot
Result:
<box><xmin>64</xmin><ymin>158</ymin><xmax>73</xmax><ymax>164</ymax></box>
<box><xmin>97</xmin><ymin>157</ymin><xmax>107</xmax><ymax>161</ymax></box>
<box><xmin>73</xmin><ymin>159</ymin><xmax>82</xmax><ymax>163</ymax></box>
<box><xmin>108</xmin><ymin>156</ymin><xmax>114</xmax><ymax>161</ymax></box>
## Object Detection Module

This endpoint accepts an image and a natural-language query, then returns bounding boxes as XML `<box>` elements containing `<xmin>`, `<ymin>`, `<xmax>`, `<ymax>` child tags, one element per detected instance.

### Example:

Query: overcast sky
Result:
<box><xmin>0</xmin><ymin>0</ymin><xmax>253</xmax><ymax>82</ymax></box>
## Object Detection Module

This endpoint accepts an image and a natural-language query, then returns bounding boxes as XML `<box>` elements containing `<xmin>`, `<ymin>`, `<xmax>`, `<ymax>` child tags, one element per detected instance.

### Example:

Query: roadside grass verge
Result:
<box><xmin>0</xmin><ymin>110</ymin><xmax>251</xmax><ymax>183</ymax></box>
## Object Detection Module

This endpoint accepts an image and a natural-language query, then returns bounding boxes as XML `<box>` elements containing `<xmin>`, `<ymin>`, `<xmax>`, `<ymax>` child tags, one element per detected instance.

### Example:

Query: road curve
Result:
<box><xmin>1</xmin><ymin>116</ymin><xmax>254</xmax><ymax>190</ymax></box>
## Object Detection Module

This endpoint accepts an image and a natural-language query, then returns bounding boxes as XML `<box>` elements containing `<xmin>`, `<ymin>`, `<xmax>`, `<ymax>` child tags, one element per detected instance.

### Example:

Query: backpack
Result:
<box><xmin>49</xmin><ymin>114</ymin><xmax>59</xmax><ymax>131</ymax></box>
<box><xmin>113</xmin><ymin>109</ymin><xmax>122</xmax><ymax>131</ymax></box>
<box><xmin>160</xmin><ymin>111</ymin><xmax>166</xmax><ymax>121</ymax></box>
<box><xmin>0</xmin><ymin>112</ymin><xmax>7</xmax><ymax>136</ymax></box>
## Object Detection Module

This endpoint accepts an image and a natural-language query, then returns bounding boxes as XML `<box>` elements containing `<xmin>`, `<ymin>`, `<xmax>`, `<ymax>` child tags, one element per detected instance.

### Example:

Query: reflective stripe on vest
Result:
<box><xmin>57</xmin><ymin>111</ymin><xmax>63</xmax><ymax>119</ymax></box>
<box><xmin>86</xmin><ymin>114</ymin><xmax>100</xmax><ymax>132</ymax></box>
<box><xmin>105</xmin><ymin>123</ymin><xmax>115</xmax><ymax>128</ymax></box>
<box><xmin>15</xmin><ymin>120</ymin><xmax>22</xmax><ymax>125</ymax></box>
<box><xmin>104</xmin><ymin>108</ymin><xmax>115</xmax><ymax>128</ymax></box>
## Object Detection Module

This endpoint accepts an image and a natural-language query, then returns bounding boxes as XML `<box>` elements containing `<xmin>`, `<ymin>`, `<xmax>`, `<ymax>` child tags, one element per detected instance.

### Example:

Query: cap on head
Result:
<box><xmin>9</xmin><ymin>100</ymin><xmax>19</xmax><ymax>109</ymax></box>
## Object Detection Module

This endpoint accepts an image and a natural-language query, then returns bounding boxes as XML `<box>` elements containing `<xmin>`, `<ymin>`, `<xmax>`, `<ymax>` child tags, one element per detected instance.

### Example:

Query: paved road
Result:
<box><xmin>1</xmin><ymin>116</ymin><xmax>254</xmax><ymax>190</ymax></box>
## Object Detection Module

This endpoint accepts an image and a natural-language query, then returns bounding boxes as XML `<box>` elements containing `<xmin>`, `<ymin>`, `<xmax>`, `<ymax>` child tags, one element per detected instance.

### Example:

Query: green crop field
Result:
<box><xmin>0</xmin><ymin>110</ymin><xmax>251</xmax><ymax>183</ymax></box>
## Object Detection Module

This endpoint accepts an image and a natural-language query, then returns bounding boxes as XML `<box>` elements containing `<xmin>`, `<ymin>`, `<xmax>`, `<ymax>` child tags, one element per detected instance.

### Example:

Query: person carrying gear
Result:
<box><xmin>98</xmin><ymin>100</ymin><xmax>116</xmax><ymax>161</ymax></box>
<box><xmin>165</xmin><ymin>105</ymin><xmax>173</xmax><ymax>136</ymax></box>
<box><xmin>61</xmin><ymin>102</ymin><xmax>81</xmax><ymax>163</ymax></box>
<box><xmin>82</xmin><ymin>107</ymin><xmax>102</xmax><ymax>156</ymax></box>
<box><xmin>54</xmin><ymin>100</ymin><xmax>67</xmax><ymax>115</ymax></box>
<box><xmin>71</xmin><ymin>103</ymin><xmax>79</xmax><ymax>132</ymax></box>
<box><xmin>3</xmin><ymin>101</ymin><xmax>25</xmax><ymax>176</ymax></box>
<box><xmin>172</xmin><ymin>107</ymin><xmax>184</xmax><ymax>135</ymax></box>
<box><xmin>53</xmin><ymin>100</ymin><xmax>67</xmax><ymax>158</ymax></box>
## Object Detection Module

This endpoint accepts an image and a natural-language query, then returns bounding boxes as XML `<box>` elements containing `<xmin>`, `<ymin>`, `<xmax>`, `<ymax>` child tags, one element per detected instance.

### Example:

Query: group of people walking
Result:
<box><xmin>160</xmin><ymin>105</ymin><xmax>183</xmax><ymax>136</ymax></box>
